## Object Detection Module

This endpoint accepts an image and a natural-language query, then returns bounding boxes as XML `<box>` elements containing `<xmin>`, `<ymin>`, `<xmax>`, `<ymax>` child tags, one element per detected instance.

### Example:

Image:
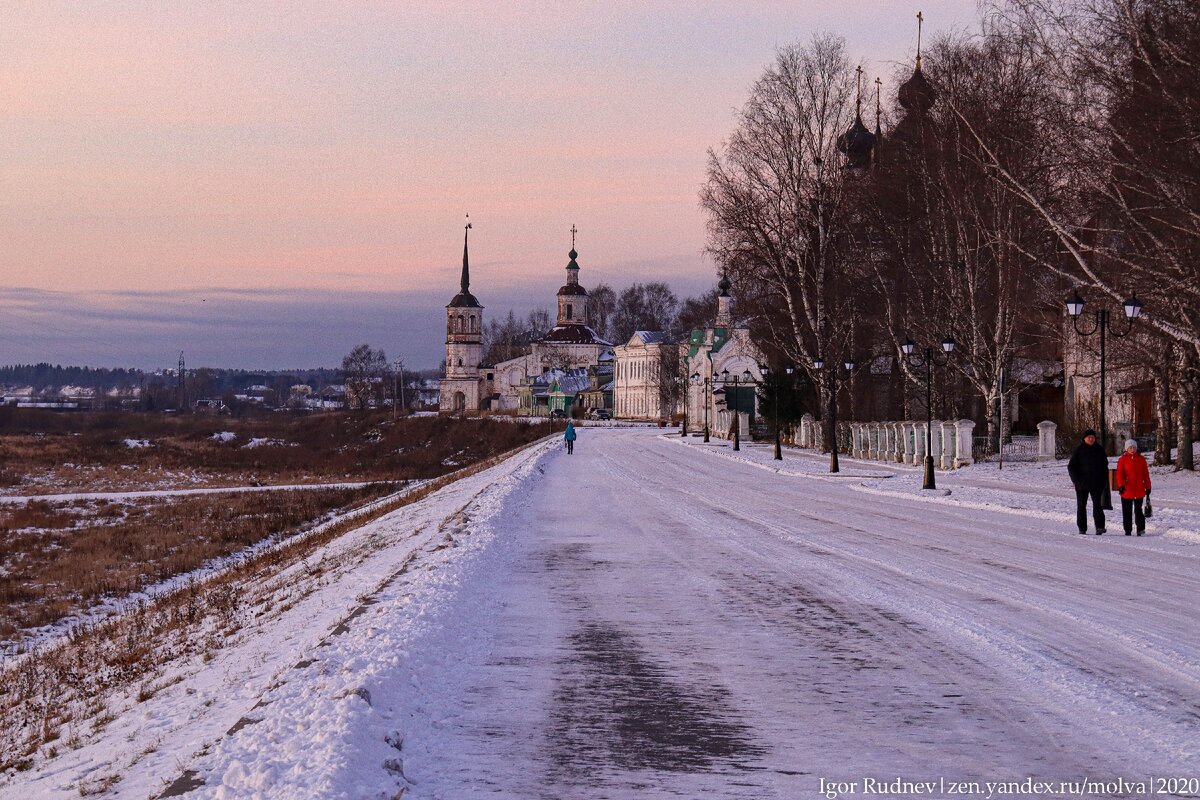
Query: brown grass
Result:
<box><xmin>0</xmin><ymin>485</ymin><xmax>396</xmax><ymax>639</ymax></box>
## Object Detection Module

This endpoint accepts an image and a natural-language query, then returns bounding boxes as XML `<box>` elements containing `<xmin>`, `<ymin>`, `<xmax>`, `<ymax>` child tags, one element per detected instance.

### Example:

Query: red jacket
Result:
<box><xmin>1115</xmin><ymin>451</ymin><xmax>1151</xmax><ymax>499</ymax></box>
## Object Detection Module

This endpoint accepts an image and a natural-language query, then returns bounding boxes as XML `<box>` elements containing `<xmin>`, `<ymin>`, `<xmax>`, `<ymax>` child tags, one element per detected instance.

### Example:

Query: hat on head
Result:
<box><xmin>1082</xmin><ymin>429</ymin><xmax>1097</xmax><ymax>438</ymax></box>
<box><xmin>1125</xmin><ymin>439</ymin><xmax>1138</xmax><ymax>451</ymax></box>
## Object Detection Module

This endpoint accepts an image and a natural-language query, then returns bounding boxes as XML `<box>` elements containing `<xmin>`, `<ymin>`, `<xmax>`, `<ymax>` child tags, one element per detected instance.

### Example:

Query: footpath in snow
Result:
<box><xmin>6</xmin><ymin>428</ymin><xmax>1200</xmax><ymax>799</ymax></box>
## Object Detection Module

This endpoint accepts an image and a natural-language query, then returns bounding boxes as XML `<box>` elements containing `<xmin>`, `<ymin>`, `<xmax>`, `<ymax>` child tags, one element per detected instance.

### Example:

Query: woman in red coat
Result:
<box><xmin>1115</xmin><ymin>440</ymin><xmax>1152</xmax><ymax>536</ymax></box>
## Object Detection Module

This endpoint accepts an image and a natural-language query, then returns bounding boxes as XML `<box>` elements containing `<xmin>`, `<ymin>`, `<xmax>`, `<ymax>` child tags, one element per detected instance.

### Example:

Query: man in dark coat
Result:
<box><xmin>1068</xmin><ymin>429</ymin><xmax>1109</xmax><ymax>534</ymax></box>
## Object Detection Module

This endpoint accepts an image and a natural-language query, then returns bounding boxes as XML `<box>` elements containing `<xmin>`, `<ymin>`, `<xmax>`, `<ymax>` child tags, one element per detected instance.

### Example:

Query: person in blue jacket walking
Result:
<box><xmin>564</xmin><ymin>421</ymin><xmax>577</xmax><ymax>455</ymax></box>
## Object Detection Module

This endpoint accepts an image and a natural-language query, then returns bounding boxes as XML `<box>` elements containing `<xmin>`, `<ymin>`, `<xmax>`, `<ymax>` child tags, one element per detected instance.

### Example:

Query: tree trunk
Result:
<box><xmin>1176</xmin><ymin>350</ymin><xmax>1196</xmax><ymax>471</ymax></box>
<box><xmin>1154</xmin><ymin>357</ymin><xmax>1172</xmax><ymax>466</ymax></box>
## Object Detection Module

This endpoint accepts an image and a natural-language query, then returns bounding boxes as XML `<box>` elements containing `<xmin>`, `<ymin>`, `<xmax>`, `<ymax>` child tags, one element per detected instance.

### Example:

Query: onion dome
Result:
<box><xmin>898</xmin><ymin>67</ymin><xmax>936</xmax><ymax>112</ymax></box>
<box><xmin>838</xmin><ymin>65</ymin><xmax>877</xmax><ymax>169</ymax></box>
<box><xmin>557</xmin><ymin>246</ymin><xmax>587</xmax><ymax>296</ymax></box>
<box><xmin>837</xmin><ymin>115</ymin><xmax>877</xmax><ymax>168</ymax></box>
<box><xmin>899</xmin><ymin>13</ymin><xmax>936</xmax><ymax>113</ymax></box>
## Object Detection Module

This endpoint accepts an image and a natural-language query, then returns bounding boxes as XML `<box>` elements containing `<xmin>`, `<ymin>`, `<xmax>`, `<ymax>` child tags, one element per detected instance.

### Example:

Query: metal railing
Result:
<box><xmin>972</xmin><ymin>435</ymin><xmax>1040</xmax><ymax>463</ymax></box>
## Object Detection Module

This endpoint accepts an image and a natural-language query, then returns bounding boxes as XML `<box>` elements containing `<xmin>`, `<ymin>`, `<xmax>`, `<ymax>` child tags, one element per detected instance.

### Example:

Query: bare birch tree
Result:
<box><xmin>701</xmin><ymin>35</ymin><xmax>863</xmax><ymax>449</ymax></box>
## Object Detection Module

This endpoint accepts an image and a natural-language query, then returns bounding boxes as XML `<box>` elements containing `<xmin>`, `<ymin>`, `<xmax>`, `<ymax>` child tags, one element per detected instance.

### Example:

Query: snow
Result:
<box><xmin>210</xmin><ymin>431</ymin><xmax>237</xmax><ymax>442</ymax></box>
<box><xmin>241</xmin><ymin>437</ymin><xmax>293</xmax><ymax>449</ymax></box>
<box><xmin>3</xmin><ymin>429</ymin><xmax>1199</xmax><ymax>798</ymax></box>
<box><xmin>122</xmin><ymin>438</ymin><xmax>151</xmax><ymax>448</ymax></box>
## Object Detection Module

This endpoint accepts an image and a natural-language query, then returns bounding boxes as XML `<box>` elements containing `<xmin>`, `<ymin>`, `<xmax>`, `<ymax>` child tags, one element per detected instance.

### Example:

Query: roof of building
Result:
<box><xmin>542</xmin><ymin>324</ymin><xmax>613</xmax><ymax>345</ymax></box>
<box><xmin>630</xmin><ymin>330</ymin><xmax>671</xmax><ymax>345</ymax></box>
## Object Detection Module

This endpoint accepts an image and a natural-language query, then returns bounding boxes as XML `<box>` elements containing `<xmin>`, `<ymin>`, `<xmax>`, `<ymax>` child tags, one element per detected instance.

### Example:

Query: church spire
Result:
<box><xmin>566</xmin><ymin>224</ymin><xmax>580</xmax><ymax>286</ymax></box>
<box><xmin>460</xmin><ymin>214</ymin><xmax>472</xmax><ymax>294</ymax></box>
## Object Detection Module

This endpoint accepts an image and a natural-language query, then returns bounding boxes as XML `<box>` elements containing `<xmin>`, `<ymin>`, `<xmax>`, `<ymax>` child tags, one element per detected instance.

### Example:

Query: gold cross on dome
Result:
<box><xmin>570</xmin><ymin>224</ymin><xmax>578</xmax><ymax>248</ymax></box>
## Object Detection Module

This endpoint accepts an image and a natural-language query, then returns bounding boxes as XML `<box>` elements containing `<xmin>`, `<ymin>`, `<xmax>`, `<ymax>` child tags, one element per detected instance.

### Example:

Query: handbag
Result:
<box><xmin>1145</xmin><ymin>494</ymin><xmax>1153</xmax><ymax>518</ymax></box>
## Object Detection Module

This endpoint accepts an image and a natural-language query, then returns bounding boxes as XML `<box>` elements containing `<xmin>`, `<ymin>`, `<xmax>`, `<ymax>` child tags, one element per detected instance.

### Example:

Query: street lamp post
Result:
<box><xmin>760</xmin><ymin>364</ymin><xmax>795</xmax><ymax>460</ymax></box>
<box><xmin>901</xmin><ymin>336</ymin><xmax>956</xmax><ymax>490</ymax></box>
<box><xmin>691</xmin><ymin>372</ymin><xmax>712</xmax><ymax>442</ymax></box>
<box><xmin>681</xmin><ymin>363</ymin><xmax>689</xmax><ymax>437</ymax></box>
<box><xmin>1065</xmin><ymin>289</ymin><xmax>1142</xmax><ymax>510</ymax></box>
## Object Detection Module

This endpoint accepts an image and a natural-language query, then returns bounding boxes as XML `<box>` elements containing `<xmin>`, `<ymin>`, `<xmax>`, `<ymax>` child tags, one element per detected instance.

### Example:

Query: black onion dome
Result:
<box><xmin>717</xmin><ymin>272</ymin><xmax>731</xmax><ymax>297</ymax></box>
<box><xmin>557</xmin><ymin>283</ymin><xmax>587</xmax><ymax>296</ymax></box>
<box><xmin>837</xmin><ymin>115</ymin><xmax>877</xmax><ymax>168</ymax></box>
<box><xmin>898</xmin><ymin>67</ymin><xmax>936</xmax><ymax>112</ymax></box>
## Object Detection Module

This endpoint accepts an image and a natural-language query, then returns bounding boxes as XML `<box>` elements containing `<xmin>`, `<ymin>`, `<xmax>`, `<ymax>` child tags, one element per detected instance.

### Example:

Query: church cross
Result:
<box><xmin>916</xmin><ymin>12</ymin><xmax>924</xmax><ymax>69</ymax></box>
<box><xmin>570</xmin><ymin>224</ymin><xmax>577</xmax><ymax>249</ymax></box>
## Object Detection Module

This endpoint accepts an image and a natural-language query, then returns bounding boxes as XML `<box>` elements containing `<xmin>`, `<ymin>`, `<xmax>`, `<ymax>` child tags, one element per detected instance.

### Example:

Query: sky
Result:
<box><xmin>0</xmin><ymin>1</ymin><xmax>981</xmax><ymax>370</ymax></box>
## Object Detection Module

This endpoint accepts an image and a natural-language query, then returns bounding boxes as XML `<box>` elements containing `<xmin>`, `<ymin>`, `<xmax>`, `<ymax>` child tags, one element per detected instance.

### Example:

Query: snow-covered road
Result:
<box><xmin>9</xmin><ymin>428</ymin><xmax>1198</xmax><ymax>799</ymax></box>
<box><xmin>395</xmin><ymin>429</ymin><xmax>1200</xmax><ymax>797</ymax></box>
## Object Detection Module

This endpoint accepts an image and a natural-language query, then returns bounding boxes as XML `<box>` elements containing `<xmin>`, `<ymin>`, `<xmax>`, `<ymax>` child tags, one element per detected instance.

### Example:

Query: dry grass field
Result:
<box><xmin>0</xmin><ymin>485</ymin><xmax>395</xmax><ymax>639</ymax></box>
<box><xmin>0</xmin><ymin>408</ymin><xmax>548</xmax><ymax>493</ymax></box>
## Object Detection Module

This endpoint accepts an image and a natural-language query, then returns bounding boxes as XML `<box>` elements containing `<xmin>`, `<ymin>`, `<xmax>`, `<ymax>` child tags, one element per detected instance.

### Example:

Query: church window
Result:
<box><xmin>457</xmin><ymin>358</ymin><xmax>463</xmax><ymax>366</ymax></box>
<box><xmin>566</xmin><ymin>304</ymin><xmax>573</xmax><ymax>321</ymax></box>
<box><xmin>470</xmin><ymin>315</ymin><xmax>476</xmax><ymax>333</ymax></box>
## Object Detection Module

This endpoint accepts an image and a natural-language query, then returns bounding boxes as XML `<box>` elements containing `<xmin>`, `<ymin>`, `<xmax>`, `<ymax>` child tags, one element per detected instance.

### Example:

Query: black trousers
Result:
<box><xmin>566</xmin><ymin>440</ymin><xmax>574</xmax><ymax>454</ymax></box>
<box><xmin>1121</xmin><ymin>497</ymin><xmax>1145</xmax><ymax>533</ymax></box>
<box><xmin>1075</xmin><ymin>486</ymin><xmax>1105</xmax><ymax>531</ymax></box>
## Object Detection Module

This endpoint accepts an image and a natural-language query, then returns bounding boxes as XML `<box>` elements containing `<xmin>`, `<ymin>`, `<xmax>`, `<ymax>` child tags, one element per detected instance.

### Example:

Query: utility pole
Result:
<box><xmin>178</xmin><ymin>351</ymin><xmax>187</xmax><ymax>411</ymax></box>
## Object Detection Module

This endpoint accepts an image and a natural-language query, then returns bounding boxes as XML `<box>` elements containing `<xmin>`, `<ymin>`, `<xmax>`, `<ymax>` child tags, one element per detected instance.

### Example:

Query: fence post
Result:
<box><xmin>1037</xmin><ymin>420</ymin><xmax>1056</xmax><ymax>462</ymax></box>
<box><xmin>913</xmin><ymin>422</ymin><xmax>926</xmax><ymax>465</ymax></box>
<box><xmin>1113</xmin><ymin>420</ymin><xmax>1132</xmax><ymax>450</ymax></box>
<box><xmin>901</xmin><ymin>422</ymin><xmax>914</xmax><ymax>464</ymax></box>
<box><xmin>800</xmin><ymin>413</ymin><xmax>814</xmax><ymax>448</ymax></box>
<box><xmin>956</xmin><ymin>419</ymin><xmax>976</xmax><ymax>467</ymax></box>
<box><xmin>940</xmin><ymin>421</ymin><xmax>955</xmax><ymax>469</ymax></box>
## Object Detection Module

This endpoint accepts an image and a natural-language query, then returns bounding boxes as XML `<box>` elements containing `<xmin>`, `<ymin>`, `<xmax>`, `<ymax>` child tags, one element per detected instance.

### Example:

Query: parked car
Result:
<box><xmin>550</xmin><ymin>408</ymin><xmax>567</xmax><ymax>419</ymax></box>
<box><xmin>588</xmin><ymin>408</ymin><xmax>611</xmax><ymax>420</ymax></box>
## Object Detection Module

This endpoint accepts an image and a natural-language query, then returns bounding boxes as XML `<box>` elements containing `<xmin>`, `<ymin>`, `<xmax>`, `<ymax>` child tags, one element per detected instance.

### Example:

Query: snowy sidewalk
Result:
<box><xmin>675</xmin><ymin>434</ymin><xmax>1200</xmax><ymax>544</ymax></box>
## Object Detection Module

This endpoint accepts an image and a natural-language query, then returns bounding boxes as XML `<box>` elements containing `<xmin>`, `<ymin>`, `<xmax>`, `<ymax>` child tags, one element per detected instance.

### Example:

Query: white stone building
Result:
<box><xmin>612</xmin><ymin>331</ymin><xmax>679</xmax><ymax>420</ymax></box>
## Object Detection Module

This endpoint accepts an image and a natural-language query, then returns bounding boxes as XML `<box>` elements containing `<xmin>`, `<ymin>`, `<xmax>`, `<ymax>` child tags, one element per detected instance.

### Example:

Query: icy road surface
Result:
<box><xmin>12</xmin><ymin>429</ymin><xmax>1197</xmax><ymax>799</ymax></box>
<box><xmin>394</xmin><ymin>430</ymin><xmax>1200</xmax><ymax>797</ymax></box>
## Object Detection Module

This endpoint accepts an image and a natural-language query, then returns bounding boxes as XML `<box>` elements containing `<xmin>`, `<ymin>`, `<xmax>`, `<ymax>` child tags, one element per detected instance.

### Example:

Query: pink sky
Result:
<box><xmin>0</xmin><ymin>1</ymin><xmax>980</xmax><ymax>367</ymax></box>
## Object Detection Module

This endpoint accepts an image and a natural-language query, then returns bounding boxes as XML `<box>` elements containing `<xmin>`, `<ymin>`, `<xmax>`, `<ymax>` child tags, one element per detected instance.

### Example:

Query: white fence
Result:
<box><xmin>794</xmin><ymin>416</ymin><xmax>1058</xmax><ymax>469</ymax></box>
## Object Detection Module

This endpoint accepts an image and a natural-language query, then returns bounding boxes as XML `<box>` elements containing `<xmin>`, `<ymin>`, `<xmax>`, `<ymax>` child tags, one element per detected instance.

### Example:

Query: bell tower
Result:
<box><xmin>556</xmin><ymin>224</ymin><xmax>588</xmax><ymax>327</ymax></box>
<box><xmin>439</xmin><ymin>216</ymin><xmax>485</xmax><ymax>415</ymax></box>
